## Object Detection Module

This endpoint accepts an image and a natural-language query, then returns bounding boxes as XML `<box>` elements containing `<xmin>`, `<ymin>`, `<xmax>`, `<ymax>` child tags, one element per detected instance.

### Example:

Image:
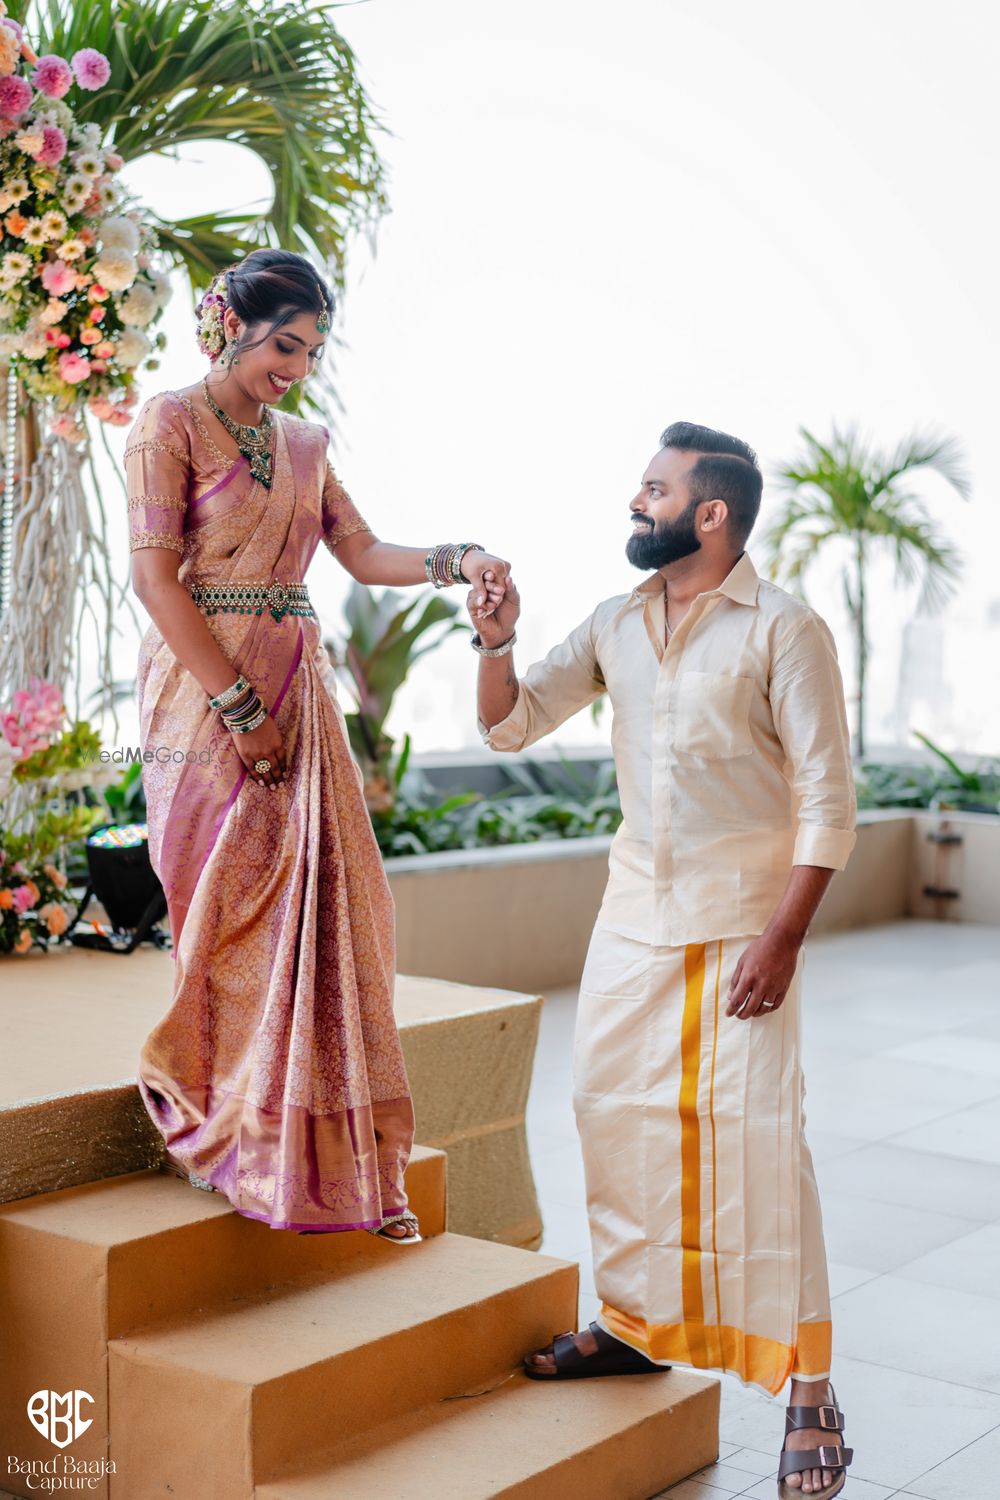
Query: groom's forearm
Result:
<box><xmin>478</xmin><ymin>650</ymin><xmax>520</xmax><ymax>731</ymax></box>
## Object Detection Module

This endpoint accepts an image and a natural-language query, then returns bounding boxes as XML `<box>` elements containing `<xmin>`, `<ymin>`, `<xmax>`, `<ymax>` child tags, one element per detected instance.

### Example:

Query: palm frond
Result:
<box><xmin>13</xmin><ymin>0</ymin><xmax>389</xmax><ymax>421</ymax></box>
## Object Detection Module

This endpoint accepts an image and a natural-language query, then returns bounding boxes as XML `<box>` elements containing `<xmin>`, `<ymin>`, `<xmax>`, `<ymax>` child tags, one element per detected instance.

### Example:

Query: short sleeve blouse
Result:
<box><xmin>124</xmin><ymin>392</ymin><xmax>191</xmax><ymax>555</ymax></box>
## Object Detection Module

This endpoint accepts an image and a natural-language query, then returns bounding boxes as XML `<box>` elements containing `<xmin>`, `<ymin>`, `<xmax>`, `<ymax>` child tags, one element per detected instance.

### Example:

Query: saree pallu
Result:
<box><xmin>127</xmin><ymin>390</ymin><xmax>414</xmax><ymax>1232</ymax></box>
<box><xmin>573</xmin><ymin>923</ymin><xmax>832</xmax><ymax>1396</ymax></box>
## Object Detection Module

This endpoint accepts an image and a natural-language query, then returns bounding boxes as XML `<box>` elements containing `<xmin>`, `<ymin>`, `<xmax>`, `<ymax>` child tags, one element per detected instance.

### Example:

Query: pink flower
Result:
<box><xmin>94</xmin><ymin>339</ymin><xmax>115</xmax><ymax>357</ymax></box>
<box><xmin>88</xmin><ymin>283</ymin><xmax>109</xmax><ymax>302</ymax></box>
<box><xmin>90</xmin><ymin>359</ymin><xmax>107</xmax><ymax>372</ymax></box>
<box><xmin>106</xmin><ymin>406</ymin><xmax>131</xmax><ymax>426</ymax></box>
<box><xmin>89</xmin><ymin>305</ymin><xmax>105</xmax><ymax>322</ymax></box>
<box><xmin>88</xmin><ymin>396</ymin><xmax>115</xmax><ymax>418</ymax></box>
<box><xmin>71</xmin><ymin>48</ymin><xmax>111</xmax><ymax>91</ymax></box>
<box><xmin>12</xmin><ymin>884</ymin><xmax>37</xmax><ymax>914</ymax></box>
<box><xmin>105</xmin><ymin>151</ymin><xmax>123</xmax><ymax>171</ymax></box>
<box><xmin>56</xmin><ymin>333</ymin><xmax>72</xmax><ymax>348</ymax></box>
<box><xmin>32</xmin><ymin>54</ymin><xmax>73</xmax><ymax>99</ymax></box>
<box><xmin>79</xmin><ymin>327</ymin><xmax>101</xmax><ymax>345</ymax></box>
<box><xmin>36</xmin><ymin>125</ymin><xmax>66</xmax><ymax>166</ymax></box>
<box><xmin>57</xmin><ymin>350</ymin><xmax>91</xmax><ymax>384</ymax></box>
<box><xmin>41</xmin><ymin>260</ymin><xmax>76</xmax><ymax>297</ymax></box>
<box><xmin>0</xmin><ymin>74</ymin><xmax>31</xmax><ymax>116</ymax></box>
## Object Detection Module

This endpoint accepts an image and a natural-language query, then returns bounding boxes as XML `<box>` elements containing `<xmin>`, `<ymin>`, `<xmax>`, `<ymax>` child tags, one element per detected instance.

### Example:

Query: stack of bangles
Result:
<box><xmin>208</xmin><ymin>673</ymin><xmax>268</xmax><ymax>733</ymax></box>
<box><xmin>424</xmin><ymin>541</ymin><xmax>485</xmax><ymax>588</ymax></box>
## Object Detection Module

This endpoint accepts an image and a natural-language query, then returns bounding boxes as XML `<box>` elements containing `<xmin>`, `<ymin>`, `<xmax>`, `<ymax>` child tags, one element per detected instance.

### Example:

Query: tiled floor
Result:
<box><xmin>526</xmin><ymin>920</ymin><xmax>1000</xmax><ymax>1500</ymax></box>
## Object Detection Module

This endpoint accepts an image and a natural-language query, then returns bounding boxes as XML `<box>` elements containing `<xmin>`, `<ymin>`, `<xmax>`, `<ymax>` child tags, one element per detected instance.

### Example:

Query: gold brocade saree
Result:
<box><xmin>125</xmin><ymin>390</ymin><xmax>414</xmax><ymax>1231</ymax></box>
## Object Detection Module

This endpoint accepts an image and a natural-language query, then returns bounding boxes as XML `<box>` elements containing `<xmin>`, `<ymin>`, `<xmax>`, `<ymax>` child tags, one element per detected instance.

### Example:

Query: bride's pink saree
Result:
<box><xmin>125</xmin><ymin>389</ymin><xmax>414</xmax><ymax>1231</ymax></box>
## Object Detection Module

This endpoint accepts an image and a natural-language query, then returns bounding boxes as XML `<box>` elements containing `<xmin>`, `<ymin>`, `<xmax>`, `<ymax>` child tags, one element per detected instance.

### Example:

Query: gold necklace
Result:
<box><xmin>201</xmin><ymin>379</ymin><xmax>274</xmax><ymax>489</ymax></box>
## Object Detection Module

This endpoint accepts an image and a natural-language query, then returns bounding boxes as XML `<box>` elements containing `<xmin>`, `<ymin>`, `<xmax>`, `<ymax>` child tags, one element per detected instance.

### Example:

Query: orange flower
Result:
<box><xmin>5</xmin><ymin>212</ymin><xmax>28</xmax><ymax>237</ymax></box>
<box><xmin>42</xmin><ymin>863</ymin><xmax>67</xmax><ymax>890</ymax></box>
<box><xmin>23</xmin><ymin>878</ymin><xmax>40</xmax><ymax>905</ymax></box>
<box><xmin>0</xmin><ymin>889</ymin><xmax>13</xmax><ymax>909</ymax></box>
<box><xmin>14</xmin><ymin>929</ymin><xmax>33</xmax><ymax>954</ymax></box>
<box><xmin>39</xmin><ymin>902</ymin><xmax>69</xmax><ymax>936</ymax></box>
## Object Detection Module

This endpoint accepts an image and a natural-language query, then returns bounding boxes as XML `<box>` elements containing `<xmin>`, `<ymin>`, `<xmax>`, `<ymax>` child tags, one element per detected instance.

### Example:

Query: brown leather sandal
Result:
<box><xmin>523</xmin><ymin>1320</ymin><xmax>671</xmax><ymax>1380</ymax></box>
<box><xmin>777</xmin><ymin>1385</ymin><xmax>853</xmax><ymax>1499</ymax></box>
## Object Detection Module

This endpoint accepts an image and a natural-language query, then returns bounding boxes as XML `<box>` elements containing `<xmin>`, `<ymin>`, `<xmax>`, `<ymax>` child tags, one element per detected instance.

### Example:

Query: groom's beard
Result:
<box><xmin>626</xmin><ymin>499</ymin><xmax>702</xmax><ymax>570</ymax></box>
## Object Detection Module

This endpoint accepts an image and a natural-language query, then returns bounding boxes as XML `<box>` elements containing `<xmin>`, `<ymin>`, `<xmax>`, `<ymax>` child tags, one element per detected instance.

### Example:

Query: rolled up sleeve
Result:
<box><xmin>478</xmin><ymin>608</ymin><xmax>606</xmax><ymax>752</ymax></box>
<box><xmin>769</xmin><ymin>612</ymin><xmax>857</xmax><ymax>869</ymax></box>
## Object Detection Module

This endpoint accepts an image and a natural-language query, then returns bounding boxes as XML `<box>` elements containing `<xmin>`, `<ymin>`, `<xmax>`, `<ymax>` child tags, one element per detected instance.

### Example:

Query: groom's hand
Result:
<box><xmin>468</xmin><ymin>574</ymin><xmax>520</xmax><ymax>646</ymax></box>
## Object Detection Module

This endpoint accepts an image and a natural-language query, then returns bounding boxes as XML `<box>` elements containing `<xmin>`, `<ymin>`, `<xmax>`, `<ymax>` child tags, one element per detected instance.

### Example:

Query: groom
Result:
<box><xmin>468</xmin><ymin>422</ymin><xmax>857</xmax><ymax>1499</ymax></box>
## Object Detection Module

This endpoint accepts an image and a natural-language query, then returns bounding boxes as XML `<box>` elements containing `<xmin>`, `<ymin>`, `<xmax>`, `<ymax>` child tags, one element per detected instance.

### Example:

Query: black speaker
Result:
<box><xmin>67</xmin><ymin>823</ymin><xmax>170</xmax><ymax>954</ymax></box>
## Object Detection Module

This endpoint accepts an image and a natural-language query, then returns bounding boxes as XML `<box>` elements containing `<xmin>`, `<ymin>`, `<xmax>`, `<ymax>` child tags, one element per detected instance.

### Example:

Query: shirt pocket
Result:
<box><xmin>672</xmin><ymin>670</ymin><xmax>755</xmax><ymax>760</ymax></box>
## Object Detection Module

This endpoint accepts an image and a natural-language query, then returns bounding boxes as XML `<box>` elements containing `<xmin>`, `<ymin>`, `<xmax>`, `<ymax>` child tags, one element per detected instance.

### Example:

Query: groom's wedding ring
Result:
<box><xmin>761</xmin><ymin>1000</ymin><xmax>775</xmax><ymax>1009</ymax></box>
<box><xmin>254</xmin><ymin>759</ymin><xmax>272</xmax><ymax>775</ymax></box>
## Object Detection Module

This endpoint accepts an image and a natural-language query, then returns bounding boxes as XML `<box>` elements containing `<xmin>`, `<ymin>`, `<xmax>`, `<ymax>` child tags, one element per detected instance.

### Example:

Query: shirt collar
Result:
<box><xmin>630</xmin><ymin>549</ymin><xmax>760</xmax><ymax>606</ymax></box>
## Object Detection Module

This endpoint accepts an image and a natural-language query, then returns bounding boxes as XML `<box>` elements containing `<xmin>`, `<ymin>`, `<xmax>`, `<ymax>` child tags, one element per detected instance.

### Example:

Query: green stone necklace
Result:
<box><xmin>202</xmin><ymin>379</ymin><xmax>274</xmax><ymax>489</ymax></box>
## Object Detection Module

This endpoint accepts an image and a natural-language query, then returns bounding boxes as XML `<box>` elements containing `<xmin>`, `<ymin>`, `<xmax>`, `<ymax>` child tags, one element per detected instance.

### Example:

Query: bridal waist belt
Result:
<box><xmin>187</xmin><ymin>580</ymin><xmax>315</xmax><ymax>623</ymax></box>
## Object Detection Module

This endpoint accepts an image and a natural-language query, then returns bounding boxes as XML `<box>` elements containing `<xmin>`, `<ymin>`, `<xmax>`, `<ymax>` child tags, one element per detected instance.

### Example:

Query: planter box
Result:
<box><xmin>387</xmin><ymin>810</ymin><xmax>1000</xmax><ymax>991</ymax></box>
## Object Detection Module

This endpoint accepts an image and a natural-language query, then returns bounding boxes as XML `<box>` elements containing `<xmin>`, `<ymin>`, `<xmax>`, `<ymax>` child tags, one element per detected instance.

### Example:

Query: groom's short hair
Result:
<box><xmin>660</xmin><ymin>421</ymin><xmax>763</xmax><ymax>548</ymax></box>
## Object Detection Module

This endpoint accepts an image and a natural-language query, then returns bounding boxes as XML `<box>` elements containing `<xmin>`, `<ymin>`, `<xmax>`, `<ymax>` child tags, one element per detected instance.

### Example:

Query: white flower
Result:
<box><xmin>36</xmin><ymin>99</ymin><xmax>74</xmax><ymax>130</ymax></box>
<box><xmin>72</xmin><ymin>122</ymin><xmax>103</xmax><ymax>150</ymax></box>
<box><xmin>98</xmin><ymin>214</ymin><xmax>140</xmax><ymax>254</ymax></box>
<box><xmin>64</xmin><ymin>173</ymin><xmax>91</xmax><ymax>200</ymax></box>
<box><xmin>58</xmin><ymin>238</ymin><xmax>86</xmax><ymax>262</ymax></box>
<box><xmin>96</xmin><ymin>179</ymin><xmax>120</xmax><ymax>210</ymax></box>
<box><xmin>14</xmin><ymin>130</ymin><xmax>45</xmax><ymax>157</ymax></box>
<box><xmin>114</xmin><ymin>327</ymin><xmax>151</xmax><ymax>367</ymax></box>
<box><xmin>39</xmin><ymin>299</ymin><xmax>67</xmax><ymax>325</ymax></box>
<box><xmin>22</xmin><ymin>218</ymin><xmax>49</xmax><ymax>246</ymax></box>
<box><xmin>0</xmin><ymin>332</ymin><xmax>22</xmax><ymax>356</ymax></box>
<box><xmin>72</xmin><ymin>150</ymin><xmax>104</xmax><ymax>178</ymax></box>
<box><xmin>1</xmin><ymin>252</ymin><xmax>31</xmax><ymax>281</ymax></box>
<box><xmin>8</xmin><ymin>178</ymin><xmax>30</xmax><ymax>205</ymax></box>
<box><xmin>20</xmin><ymin>326</ymin><xmax>49</xmax><ymax>358</ymax></box>
<box><xmin>41</xmin><ymin>210</ymin><xmax>68</xmax><ymax>240</ymax></box>
<box><xmin>0</xmin><ymin>270</ymin><xmax>20</xmax><ymax>293</ymax></box>
<box><xmin>118</xmin><ymin>281</ymin><xmax>158</xmax><ymax>327</ymax></box>
<box><xmin>147</xmin><ymin>270</ymin><xmax>173</xmax><ymax>306</ymax></box>
<box><xmin>91</xmin><ymin>250</ymin><xmax>137</xmax><ymax>292</ymax></box>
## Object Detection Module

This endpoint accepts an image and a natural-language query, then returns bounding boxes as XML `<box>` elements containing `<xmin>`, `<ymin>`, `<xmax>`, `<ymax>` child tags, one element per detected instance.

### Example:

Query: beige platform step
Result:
<box><xmin>256</xmin><ymin>1368</ymin><xmax>720</xmax><ymax>1500</ymax></box>
<box><xmin>108</xmin><ymin>1232</ymin><xmax>579</xmax><ymax>1497</ymax></box>
<box><xmin>0</xmin><ymin>1147</ymin><xmax>445</xmax><ymax>1498</ymax></box>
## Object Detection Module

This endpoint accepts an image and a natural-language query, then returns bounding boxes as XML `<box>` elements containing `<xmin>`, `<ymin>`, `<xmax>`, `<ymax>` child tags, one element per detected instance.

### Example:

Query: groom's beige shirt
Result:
<box><xmin>477</xmin><ymin>549</ymin><xmax>857</xmax><ymax>946</ymax></box>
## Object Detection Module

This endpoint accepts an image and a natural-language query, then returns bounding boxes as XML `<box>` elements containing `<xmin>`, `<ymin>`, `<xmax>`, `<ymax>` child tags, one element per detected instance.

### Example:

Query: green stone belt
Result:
<box><xmin>188</xmin><ymin>580</ymin><xmax>315</xmax><ymax>623</ymax></box>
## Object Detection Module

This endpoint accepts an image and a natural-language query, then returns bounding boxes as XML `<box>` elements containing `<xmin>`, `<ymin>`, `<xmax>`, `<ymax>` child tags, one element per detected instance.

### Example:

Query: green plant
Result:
<box><xmin>370</xmin><ymin>749</ymin><xmax>624</xmax><ymax>858</ymax></box>
<box><xmin>764</xmin><ymin>425</ymin><xmax>971</xmax><ymax>759</ymax></box>
<box><xmin>326</xmin><ymin>583</ymin><xmax>470</xmax><ymax>814</ymax></box>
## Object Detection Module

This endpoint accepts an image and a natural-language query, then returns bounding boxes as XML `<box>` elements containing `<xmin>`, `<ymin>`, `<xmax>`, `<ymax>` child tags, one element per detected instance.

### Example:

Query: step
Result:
<box><xmin>256</xmin><ymin>1367</ymin><xmax>721</xmax><ymax>1500</ymax></box>
<box><xmin>0</xmin><ymin>1147</ymin><xmax>445</xmax><ymax>1498</ymax></box>
<box><xmin>107</xmin><ymin>1233</ymin><xmax>579</xmax><ymax>1498</ymax></box>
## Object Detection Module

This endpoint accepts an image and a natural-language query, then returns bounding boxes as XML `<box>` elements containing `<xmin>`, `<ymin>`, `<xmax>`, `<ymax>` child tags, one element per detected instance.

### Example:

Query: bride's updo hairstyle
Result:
<box><xmin>194</xmin><ymin>249</ymin><xmax>334</xmax><ymax>364</ymax></box>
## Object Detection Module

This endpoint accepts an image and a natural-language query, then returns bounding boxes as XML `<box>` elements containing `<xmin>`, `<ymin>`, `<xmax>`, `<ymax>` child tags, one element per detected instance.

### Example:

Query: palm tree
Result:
<box><xmin>2</xmin><ymin>0</ymin><xmax>387</xmax><ymax>727</ymax></box>
<box><xmin>761</xmin><ymin>425</ymin><xmax>971</xmax><ymax>760</ymax></box>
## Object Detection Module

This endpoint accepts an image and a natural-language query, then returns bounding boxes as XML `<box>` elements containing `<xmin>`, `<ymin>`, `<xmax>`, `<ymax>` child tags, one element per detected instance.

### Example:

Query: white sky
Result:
<box><xmin>92</xmin><ymin>0</ymin><xmax>1000</xmax><ymax>761</ymax></box>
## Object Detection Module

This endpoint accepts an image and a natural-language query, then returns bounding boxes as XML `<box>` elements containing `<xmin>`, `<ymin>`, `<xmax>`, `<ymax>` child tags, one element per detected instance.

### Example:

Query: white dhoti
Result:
<box><xmin>573</xmin><ymin>924</ymin><xmax>832</xmax><ymax>1396</ymax></box>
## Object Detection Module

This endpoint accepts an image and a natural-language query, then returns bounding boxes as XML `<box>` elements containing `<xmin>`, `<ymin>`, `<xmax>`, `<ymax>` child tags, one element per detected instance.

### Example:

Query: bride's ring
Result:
<box><xmin>254</xmin><ymin>758</ymin><xmax>272</xmax><ymax>775</ymax></box>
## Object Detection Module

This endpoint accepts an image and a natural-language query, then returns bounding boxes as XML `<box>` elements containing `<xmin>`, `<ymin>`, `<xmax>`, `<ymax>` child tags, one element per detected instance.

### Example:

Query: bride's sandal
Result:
<box><xmin>777</xmin><ymin>1386</ymin><xmax>853</xmax><ymax>1500</ymax></box>
<box><xmin>366</xmin><ymin>1210</ymin><xmax>422</xmax><ymax>1244</ymax></box>
<box><xmin>161</xmin><ymin>1153</ymin><xmax>217</xmax><ymax>1194</ymax></box>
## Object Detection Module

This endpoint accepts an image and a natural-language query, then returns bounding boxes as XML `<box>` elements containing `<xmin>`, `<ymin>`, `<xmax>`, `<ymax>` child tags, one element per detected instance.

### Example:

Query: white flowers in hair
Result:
<box><xmin>194</xmin><ymin>270</ymin><xmax>229</xmax><ymax>361</ymax></box>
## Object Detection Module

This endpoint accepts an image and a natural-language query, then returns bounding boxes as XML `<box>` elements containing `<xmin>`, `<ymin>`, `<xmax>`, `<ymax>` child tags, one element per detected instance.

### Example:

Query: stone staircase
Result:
<box><xmin>0</xmin><ymin>1148</ymin><xmax>719</xmax><ymax>1499</ymax></box>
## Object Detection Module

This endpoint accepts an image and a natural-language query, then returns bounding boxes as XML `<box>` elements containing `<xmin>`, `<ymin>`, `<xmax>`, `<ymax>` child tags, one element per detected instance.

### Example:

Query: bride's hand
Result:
<box><xmin>462</xmin><ymin>550</ymin><xmax>510</xmax><ymax>616</ymax></box>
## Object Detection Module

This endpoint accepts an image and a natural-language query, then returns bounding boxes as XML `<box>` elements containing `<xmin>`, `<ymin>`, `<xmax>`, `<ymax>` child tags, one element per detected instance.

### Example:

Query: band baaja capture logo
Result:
<box><xmin>5</xmin><ymin>1391</ymin><xmax>117</xmax><ymax>1491</ymax></box>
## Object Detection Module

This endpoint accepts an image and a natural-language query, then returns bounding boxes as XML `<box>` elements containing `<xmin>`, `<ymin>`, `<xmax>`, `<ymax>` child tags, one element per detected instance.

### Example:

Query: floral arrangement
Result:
<box><xmin>0</xmin><ymin>5</ymin><xmax>170</xmax><ymax>439</ymax></box>
<box><xmin>1</xmin><ymin>674</ymin><xmax>117</xmax><ymax>954</ymax></box>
